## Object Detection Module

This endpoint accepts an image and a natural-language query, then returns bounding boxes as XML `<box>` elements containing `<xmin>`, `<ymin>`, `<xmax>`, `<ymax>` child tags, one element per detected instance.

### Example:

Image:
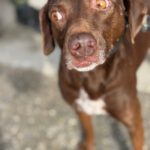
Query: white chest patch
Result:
<box><xmin>75</xmin><ymin>89</ymin><xmax>107</xmax><ymax>115</ymax></box>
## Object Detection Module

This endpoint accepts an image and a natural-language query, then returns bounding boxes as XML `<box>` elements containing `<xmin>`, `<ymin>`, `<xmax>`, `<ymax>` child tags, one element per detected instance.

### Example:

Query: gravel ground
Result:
<box><xmin>0</xmin><ymin>64</ymin><xmax>150</xmax><ymax>150</ymax></box>
<box><xmin>0</xmin><ymin>64</ymin><xmax>78</xmax><ymax>150</ymax></box>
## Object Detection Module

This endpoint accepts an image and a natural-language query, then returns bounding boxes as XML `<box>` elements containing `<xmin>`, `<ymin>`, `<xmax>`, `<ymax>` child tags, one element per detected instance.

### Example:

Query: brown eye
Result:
<box><xmin>51</xmin><ymin>11</ymin><xmax>63</xmax><ymax>22</ymax></box>
<box><xmin>96</xmin><ymin>0</ymin><xmax>110</xmax><ymax>9</ymax></box>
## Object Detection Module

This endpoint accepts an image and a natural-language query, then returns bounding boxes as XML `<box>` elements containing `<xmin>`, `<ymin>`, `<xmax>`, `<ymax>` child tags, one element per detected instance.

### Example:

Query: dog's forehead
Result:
<box><xmin>48</xmin><ymin>0</ymin><xmax>120</xmax><ymax>5</ymax></box>
<box><xmin>48</xmin><ymin>0</ymin><xmax>123</xmax><ymax>13</ymax></box>
<box><xmin>48</xmin><ymin>0</ymin><xmax>92</xmax><ymax>8</ymax></box>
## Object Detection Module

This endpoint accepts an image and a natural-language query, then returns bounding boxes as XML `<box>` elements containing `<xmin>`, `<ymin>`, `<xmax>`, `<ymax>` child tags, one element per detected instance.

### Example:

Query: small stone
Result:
<box><xmin>25</xmin><ymin>147</ymin><xmax>32</xmax><ymax>150</ymax></box>
<box><xmin>48</xmin><ymin>109</ymin><xmax>56</xmax><ymax>117</ymax></box>
<box><xmin>10</xmin><ymin>126</ymin><xmax>19</xmax><ymax>135</ymax></box>
<box><xmin>13</xmin><ymin>115</ymin><xmax>20</xmax><ymax>122</ymax></box>
<box><xmin>68</xmin><ymin>118</ymin><xmax>77</xmax><ymax>126</ymax></box>
<box><xmin>37</xmin><ymin>142</ymin><xmax>47</xmax><ymax>150</ymax></box>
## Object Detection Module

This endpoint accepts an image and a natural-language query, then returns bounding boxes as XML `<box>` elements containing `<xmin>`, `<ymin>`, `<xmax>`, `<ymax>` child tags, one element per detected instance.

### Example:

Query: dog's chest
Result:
<box><xmin>75</xmin><ymin>88</ymin><xmax>107</xmax><ymax>115</ymax></box>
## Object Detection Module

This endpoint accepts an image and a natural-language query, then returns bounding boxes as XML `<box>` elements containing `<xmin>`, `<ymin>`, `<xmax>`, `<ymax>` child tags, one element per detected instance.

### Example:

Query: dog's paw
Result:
<box><xmin>143</xmin><ymin>144</ymin><xmax>148</xmax><ymax>150</ymax></box>
<box><xmin>77</xmin><ymin>141</ymin><xmax>95</xmax><ymax>150</ymax></box>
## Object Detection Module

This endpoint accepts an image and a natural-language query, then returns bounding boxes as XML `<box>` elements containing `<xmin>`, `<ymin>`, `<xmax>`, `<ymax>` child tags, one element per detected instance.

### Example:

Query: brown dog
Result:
<box><xmin>39</xmin><ymin>0</ymin><xmax>150</xmax><ymax>150</ymax></box>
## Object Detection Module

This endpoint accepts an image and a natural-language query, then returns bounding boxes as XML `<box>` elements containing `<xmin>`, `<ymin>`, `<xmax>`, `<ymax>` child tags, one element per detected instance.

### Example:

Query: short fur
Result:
<box><xmin>39</xmin><ymin>0</ymin><xmax>150</xmax><ymax>149</ymax></box>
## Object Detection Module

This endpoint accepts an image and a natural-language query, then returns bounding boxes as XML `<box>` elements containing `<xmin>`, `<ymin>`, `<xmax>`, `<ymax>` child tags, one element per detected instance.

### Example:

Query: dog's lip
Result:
<box><xmin>73</xmin><ymin>56</ymin><xmax>98</xmax><ymax>68</ymax></box>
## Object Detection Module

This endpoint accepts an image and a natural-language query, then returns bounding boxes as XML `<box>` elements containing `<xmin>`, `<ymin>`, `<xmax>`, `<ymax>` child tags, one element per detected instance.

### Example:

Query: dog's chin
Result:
<box><xmin>66</xmin><ymin>58</ymin><xmax>106</xmax><ymax>72</ymax></box>
<box><xmin>73</xmin><ymin>63</ymin><xmax>98</xmax><ymax>72</ymax></box>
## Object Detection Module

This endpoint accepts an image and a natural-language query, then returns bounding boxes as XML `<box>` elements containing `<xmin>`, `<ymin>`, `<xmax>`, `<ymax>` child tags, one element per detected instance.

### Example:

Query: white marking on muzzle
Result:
<box><xmin>74</xmin><ymin>63</ymin><xmax>98</xmax><ymax>72</ymax></box>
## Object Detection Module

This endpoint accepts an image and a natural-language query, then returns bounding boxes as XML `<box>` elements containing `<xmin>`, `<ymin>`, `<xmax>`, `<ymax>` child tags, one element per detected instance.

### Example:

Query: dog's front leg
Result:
<box><xmin>112</xmin><ymin>96</ymin><xmax>144</xmax><ymax>150</ymax></box>
<box><xmin>76</xmin><ymin>111</ymin><xmax>95</xmax><ymax>150</ymax></box>
<box><xmin>127</xmin><ymin>101</ymin><xmax>144</xmax><ymax>150</ymax></box>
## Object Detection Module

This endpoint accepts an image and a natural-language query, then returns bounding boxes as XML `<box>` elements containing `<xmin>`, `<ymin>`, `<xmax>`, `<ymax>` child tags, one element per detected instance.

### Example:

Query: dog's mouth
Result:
<box><xmin>73</xmin><ymin>56</ymin><xmax>98</xmax><ymax>67</ymax></box>
<box><xmin>66</xmin><ymin>50</ymin><xmax>106</xmax><ymax>72</ymax></box>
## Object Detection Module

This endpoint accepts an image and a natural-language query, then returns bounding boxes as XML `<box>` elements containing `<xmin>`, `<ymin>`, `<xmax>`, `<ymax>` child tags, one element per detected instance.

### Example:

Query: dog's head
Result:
<box><xmin>39</xmin><ymin>0</ymin><xmax>148</xmax><ymax>72</ymax></box>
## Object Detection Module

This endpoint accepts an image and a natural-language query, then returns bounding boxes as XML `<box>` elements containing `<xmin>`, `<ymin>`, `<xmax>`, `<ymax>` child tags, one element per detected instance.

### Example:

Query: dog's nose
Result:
<box><xmin>68</xmin><ymin>33</ymin><xmax>96</xmax><ymax>57</ymax></box>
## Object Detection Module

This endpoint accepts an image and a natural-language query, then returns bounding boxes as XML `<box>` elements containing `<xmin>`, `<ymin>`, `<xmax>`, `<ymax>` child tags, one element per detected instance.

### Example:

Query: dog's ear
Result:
<box><xmin>39</xmin><ymin>3</ymin><xmax>55</xmax><ymax>55</ymax></box>
<box><xmin>125</xmin><ymin>0</ymin><xmax>148</xmax><ymax>43</ymax></box>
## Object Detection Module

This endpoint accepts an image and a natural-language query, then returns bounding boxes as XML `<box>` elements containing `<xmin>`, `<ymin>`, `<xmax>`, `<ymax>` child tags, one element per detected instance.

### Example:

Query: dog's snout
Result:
<box><xmin>68</xmin><ymin>33</ymin><xmax>96</xmax><ymax>57</ymax></box>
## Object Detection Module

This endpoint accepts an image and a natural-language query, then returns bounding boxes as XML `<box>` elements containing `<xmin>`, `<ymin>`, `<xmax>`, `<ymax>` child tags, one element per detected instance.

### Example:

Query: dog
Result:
<box><xmin>39</xmin><ymin>0</ymin><xmax>150</xmax><ymax>149</ymax></box>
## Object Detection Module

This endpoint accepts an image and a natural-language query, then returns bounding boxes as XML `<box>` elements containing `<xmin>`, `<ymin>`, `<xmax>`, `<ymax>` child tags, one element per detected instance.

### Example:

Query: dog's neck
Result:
<box><xmin>109</xmin><ymin>15</ymin><xmax>150</xmax><ymax>57</ymax></box>
<box><xmin>108</xmin><ymin>35</ymin><xmax>124</xmax><ymax>57</ymax></box>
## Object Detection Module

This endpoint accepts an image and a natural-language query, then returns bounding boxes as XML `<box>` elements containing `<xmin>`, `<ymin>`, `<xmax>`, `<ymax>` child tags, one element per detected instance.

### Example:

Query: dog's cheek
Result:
<box><xmin>109</xmin><ymin>8</ymin><xmax>125</xmax><ymax>44</ymax></box>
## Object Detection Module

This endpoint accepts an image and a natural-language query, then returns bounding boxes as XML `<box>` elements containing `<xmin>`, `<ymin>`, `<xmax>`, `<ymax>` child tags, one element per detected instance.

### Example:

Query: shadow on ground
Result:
<box><xmin>0</xmin><ymin>130</ymin><xmax>7</xmax><ymax>150</ymax></box>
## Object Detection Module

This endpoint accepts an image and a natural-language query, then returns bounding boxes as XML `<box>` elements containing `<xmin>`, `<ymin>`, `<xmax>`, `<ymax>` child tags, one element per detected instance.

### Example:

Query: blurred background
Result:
<box><xmin>0</xmin><ymin>0</ymin><xmax>150</xmax><ymax>150</ymax></box>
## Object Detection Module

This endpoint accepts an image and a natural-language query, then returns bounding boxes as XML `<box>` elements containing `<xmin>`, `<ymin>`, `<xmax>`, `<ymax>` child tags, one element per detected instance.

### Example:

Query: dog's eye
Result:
<box><xmin>51</xmin><ymin>11</ymin><xmax>63</xmax><ymax>22</ymax></box>
<box><xmin>96</xmin><ymin>0</ymin><xmax>110</xmax><ymax>10</ymax></box>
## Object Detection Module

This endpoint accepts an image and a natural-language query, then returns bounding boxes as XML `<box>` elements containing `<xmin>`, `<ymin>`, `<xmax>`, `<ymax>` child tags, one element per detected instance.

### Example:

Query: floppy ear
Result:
<box><xmin>39</xmin><ymin>3</ymin><xmax>55</xmax><ymax>55</ymax></box>
<box><xmin>126</xmin><ymin>0</ymin><xmax>148</xmax><ymax>43</ymax></box>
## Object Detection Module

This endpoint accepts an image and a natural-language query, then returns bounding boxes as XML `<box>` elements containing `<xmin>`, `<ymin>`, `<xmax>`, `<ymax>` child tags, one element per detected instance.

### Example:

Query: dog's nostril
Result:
<box><xmin>72</xmin><ymin>42</ymin><xmax>80</xmax><ymax>50</ymax></box>
<box><xmin>87</xmin><ymin>40</ymin><xmax>96</xmax><ymax>48</ymax></box>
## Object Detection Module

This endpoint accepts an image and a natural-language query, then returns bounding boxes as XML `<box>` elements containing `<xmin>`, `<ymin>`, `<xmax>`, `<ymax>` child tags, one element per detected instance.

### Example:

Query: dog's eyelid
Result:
<box><xmin>50</xmin><ymin>4</ymin><xmax>66</xmax><ymax>12</ymax></box>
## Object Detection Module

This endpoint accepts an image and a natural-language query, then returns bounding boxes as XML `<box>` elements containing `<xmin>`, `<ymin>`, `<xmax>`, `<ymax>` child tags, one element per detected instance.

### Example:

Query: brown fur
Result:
<box><xmin>39</xmin><ymin>0</ymin><xmax>150</xmax><ymax>149</ymax></box>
